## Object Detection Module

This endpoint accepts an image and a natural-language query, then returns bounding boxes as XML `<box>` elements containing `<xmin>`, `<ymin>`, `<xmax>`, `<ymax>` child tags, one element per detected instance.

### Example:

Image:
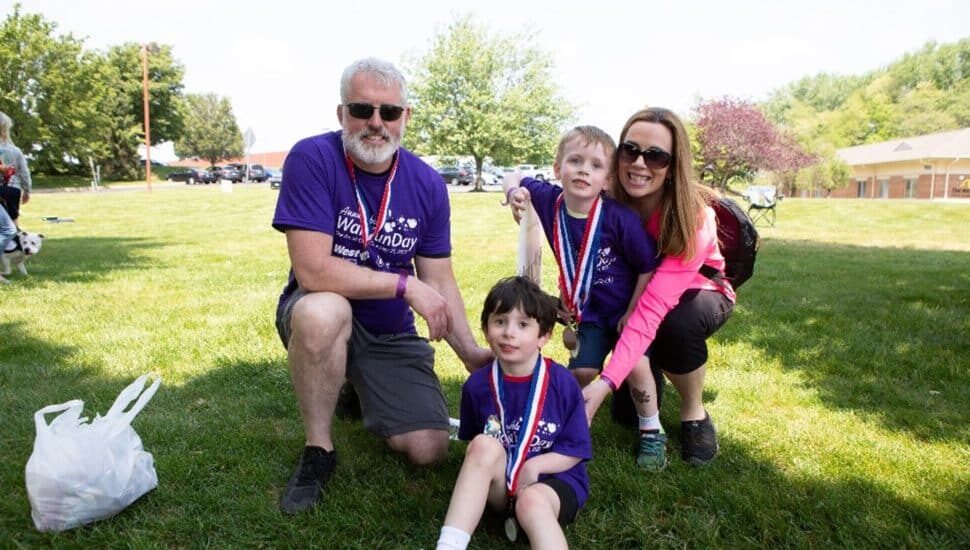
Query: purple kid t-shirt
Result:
<box><xmin>521</xmin><ymin>178</ymin><xmax>658</xmax><ymax>329</ymax></box>
<box><xmin>458</xmin><ymin>358</ymin><xmax>593</xmax><ymax>509</ymax></box>
<box><xmin>272</xmin><ymin>131</ymin><xmax>451</xmax><ymax>335</ymax></box>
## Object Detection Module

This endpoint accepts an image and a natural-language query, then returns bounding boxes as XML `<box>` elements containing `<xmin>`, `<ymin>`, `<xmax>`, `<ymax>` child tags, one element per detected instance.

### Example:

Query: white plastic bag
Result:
<box><xmin>25</xmin><ymin>374</ymin><xmax>162</xmax><ymax>532</ymax></box>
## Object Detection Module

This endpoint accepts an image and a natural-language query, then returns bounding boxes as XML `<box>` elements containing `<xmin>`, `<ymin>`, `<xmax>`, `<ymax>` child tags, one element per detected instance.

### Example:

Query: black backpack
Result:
<box><xmin>700</xmin><ymin>197</ymin><xmax>760</xmax><ymax>289</ymax></box>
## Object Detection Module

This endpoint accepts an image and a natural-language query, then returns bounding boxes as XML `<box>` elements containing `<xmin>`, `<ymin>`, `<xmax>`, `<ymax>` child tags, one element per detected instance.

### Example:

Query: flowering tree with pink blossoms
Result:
<box><xmin>694</xmin><ymin>97</ymin><xmax>815</xmax><ymax>192</ymax></box>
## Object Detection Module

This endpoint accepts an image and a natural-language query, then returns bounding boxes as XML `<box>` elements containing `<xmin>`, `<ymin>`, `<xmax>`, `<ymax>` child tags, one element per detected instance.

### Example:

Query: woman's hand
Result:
<box><xmin>582</xmin><ymin>378</ymin><xmax>612</xmax><ymax>427</ymax></box>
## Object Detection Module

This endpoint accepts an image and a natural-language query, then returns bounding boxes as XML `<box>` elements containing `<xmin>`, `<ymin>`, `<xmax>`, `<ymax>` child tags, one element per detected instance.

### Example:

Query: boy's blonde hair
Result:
<box><xmin>554</xmin><ymin>125</ymin><xmax>617</xmax><ymax>168</ymax></box>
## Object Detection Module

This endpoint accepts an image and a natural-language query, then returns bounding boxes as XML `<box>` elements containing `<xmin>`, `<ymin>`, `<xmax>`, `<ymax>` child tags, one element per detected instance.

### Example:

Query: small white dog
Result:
<box><xmin>2</xmin><ymin>230</ymin><xmax>44</xmax><ymax>279</ymax></box>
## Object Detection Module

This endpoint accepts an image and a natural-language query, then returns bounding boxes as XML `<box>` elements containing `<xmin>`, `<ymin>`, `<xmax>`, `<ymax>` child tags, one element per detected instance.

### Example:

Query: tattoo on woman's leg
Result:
<box><xmin>631</xmin><ymin>388</ymin><xmax>651</xmax><ymax>404</ymax></box>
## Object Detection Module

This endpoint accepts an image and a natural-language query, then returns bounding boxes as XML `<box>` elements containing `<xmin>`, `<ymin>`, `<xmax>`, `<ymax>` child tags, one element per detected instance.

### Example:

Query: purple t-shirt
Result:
<box><xmin>272</xmin><ymin>131</ymin><xmax>451</xmax><ymax>335</ymax></box>
<box><xmin>522</xmin><ymin>178</ymin><xmax>658</xmax><ymax>328</ymax></box>
<box><xmin>458</xmin><ymin>358</ymin><xmax>593</xmax><ymax>508</ymax></box>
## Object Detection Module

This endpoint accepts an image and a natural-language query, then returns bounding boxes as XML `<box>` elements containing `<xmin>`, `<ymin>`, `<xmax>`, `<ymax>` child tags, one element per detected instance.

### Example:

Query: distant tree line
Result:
<box><xmin>0</xmin><ymin>5</ymin><xmax>242</xmax><ymax>180</ymax></box>
<box><xmin>764</xmin><ymin>39</ymin><xmax>970</xmax><ymax>147</ymax></box>
<box><xmin>691</xmin><ymin>39</ymin><xmax>969</xmax><ymax>197</ymax></box>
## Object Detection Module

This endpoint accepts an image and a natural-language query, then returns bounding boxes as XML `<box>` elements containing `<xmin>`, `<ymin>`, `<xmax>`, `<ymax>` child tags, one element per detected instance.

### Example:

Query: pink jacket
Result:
<box><xmin>602</xmin><ymin>205</ymin><xmax>736</xmax><ymax>385</ymax></box>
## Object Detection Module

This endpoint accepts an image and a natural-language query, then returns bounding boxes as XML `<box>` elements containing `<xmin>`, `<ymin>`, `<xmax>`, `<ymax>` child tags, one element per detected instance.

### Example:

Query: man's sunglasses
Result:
<box><xmin>344</xmin><ymin>102</ymin><xmax>405</xmax><ymax>122</ymax></box>
<box><xmin>618</xmin><ymin>142</ymin><xmax>672</xmax><ymax>170</ymax></box>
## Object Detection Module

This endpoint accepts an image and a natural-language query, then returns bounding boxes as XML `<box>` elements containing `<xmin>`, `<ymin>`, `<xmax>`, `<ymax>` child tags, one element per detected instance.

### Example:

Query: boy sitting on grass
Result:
<box><xmin>436</xmin><ymin>276</ymin><xmax>592</xmax><ymax>550</ymax></box>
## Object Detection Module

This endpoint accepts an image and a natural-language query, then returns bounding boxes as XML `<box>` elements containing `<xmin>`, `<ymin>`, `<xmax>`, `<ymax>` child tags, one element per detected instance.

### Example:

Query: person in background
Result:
<box><xmin>0</xmin><ymin>198</ymin><xmax>15</xmax><ymax>285</ymax></box>
<box><xmin>582</xmin><ymin>107</ymin><xmax>735</xmax><ymax>466</ymax></box>
<box><xmin>0</xmin><ymin>112</ymin><xmax>32</xmax><ymax>224</ymax></box>
<box><xmin>271</xmin><ymin>57</ymin><xmax>491</xmax><ymax>514</ymax></box>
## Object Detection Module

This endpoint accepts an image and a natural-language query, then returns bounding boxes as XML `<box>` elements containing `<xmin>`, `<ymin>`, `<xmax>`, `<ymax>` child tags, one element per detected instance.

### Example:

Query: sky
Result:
<box><xmin>7</xmin><ymin>0</ymin><xmax>970</xmax><ymax>161</ymax></box>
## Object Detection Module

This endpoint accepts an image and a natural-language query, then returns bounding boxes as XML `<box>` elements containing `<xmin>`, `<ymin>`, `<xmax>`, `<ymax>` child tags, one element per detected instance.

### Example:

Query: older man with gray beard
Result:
<box><xmin>272</xmin><ymin>57</ymin><xmax>492</xmax><ymax>514</ymax></box>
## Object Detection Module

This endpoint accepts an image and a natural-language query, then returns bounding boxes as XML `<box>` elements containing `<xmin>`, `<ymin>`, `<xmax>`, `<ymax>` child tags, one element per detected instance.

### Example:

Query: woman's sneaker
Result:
<box><xmin>636</xmin><ymin>431</ymin><xmax>668</xmax><ymax>471</ymax></box>
<box><xmin>680</xmin><ymin>412</ymin><xmax>718</xmax><ymax>466</ymax></box>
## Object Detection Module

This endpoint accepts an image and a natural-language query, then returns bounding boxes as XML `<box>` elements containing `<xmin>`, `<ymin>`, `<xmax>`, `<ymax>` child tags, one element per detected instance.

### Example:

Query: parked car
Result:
<box><xmin>167</xmin><ymin>168</ymin><xmax>217</xmax><ymax>185</ymax></box>
<box><xmin>478</xmin><ymin>170</ymin><xmax>501</xmax><ymax>185</ymax></box>
<box><xmin>436</xmin><ymin>165</ymin><xmax>474</xmax><ymax>185</ymax></box>
<box><xmin>208</xmin><ymin>164</ymin><xmax>242</xmax><ymax>183</ymax></box>
<box><xmin>516</xmin><ymin>164</ymin><xmax>551</xmax><ymax>181</ymax></box>
<box><xmin>268</xmin><ymin>168</ymin><xmax>282</xmax><ymax>189</ymax></box>
<box><xmin>247</xmin><ymin>164</ymin><xmax>268</xmax><ymax>182</ymax></box>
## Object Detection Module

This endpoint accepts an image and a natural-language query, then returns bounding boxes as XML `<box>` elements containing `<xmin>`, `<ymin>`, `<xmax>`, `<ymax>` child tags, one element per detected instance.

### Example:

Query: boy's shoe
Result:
<box><xmin>280</xmin><ymin>446</ymin><xmax>336</xmax><ymax>514</ymax></box>
<box><xmin>681</xmin><ymin>412</ymin><xmax>718</xmax><ymax>466</ymax></box>
<box><xmin>335</xmin><ymin>383</ymin><xmax>361</xmax><ymax>419</ymax></box>
<box><xmin>636</xmin><ymin>431</ymin><xmax>668</xmax><ymax>472</ymax></box>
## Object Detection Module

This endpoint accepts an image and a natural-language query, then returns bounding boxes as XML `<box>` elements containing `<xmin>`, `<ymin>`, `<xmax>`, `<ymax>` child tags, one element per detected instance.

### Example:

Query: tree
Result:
<box><xmin>694</xmin><ymin>97</ymin><xmax>814</xmax><ymax>191</ymax></box>
<box><xmin>174</xmin><ymin>93</ymin><xmax>243</xmax><ymax>166</ymax></box>
<box><xmin>404</xmin><ymin>16</ymin><xmax>574</xmax><ymax>191</ymax></box>
<box><xmin>0</xmin><ymin>6</ymin><xmax>113</xmax><ymax>174</ymax></box>
<box><xmin>99</xmin><ymin>43</ymin><xmax>186</xmax><ymax>180</ymax></box>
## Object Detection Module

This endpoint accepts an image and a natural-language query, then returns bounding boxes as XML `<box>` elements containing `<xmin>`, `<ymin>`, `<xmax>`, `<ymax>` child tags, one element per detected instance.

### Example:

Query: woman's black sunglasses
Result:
<box><xmin>344</xmin><ymin>102</ymin><xmax>405</xmax><ymax>122</ymax></box>
<box><xmin>618</xmin><ymin>142</ymin><xmax>672</xmax><ymax>170</ymax></box>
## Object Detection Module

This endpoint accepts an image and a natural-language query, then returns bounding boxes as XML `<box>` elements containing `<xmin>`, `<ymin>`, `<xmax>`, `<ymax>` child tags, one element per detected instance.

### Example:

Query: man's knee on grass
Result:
<box><xmin>388</xmin><ymin>429</ymin><xmax>450</xmax><ymax>465</ymax></box>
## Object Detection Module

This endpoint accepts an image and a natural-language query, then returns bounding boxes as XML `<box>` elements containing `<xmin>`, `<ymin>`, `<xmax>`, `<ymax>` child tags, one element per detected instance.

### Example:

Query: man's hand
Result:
<box><xmin>403</xmin><ymin>276</ymin><xmax>452</xmax><ymax>341</ymax></box>
<box><xmin>582</xmin><ymin>378</ymin><xmax>612</xmax><ymax>427</ymax></box>
<box><xmin>461</xmin><ymin>346</ymin><xmax>494</xmax><ymax>373</ymax></box>
<box><xmin>21</xmin><ymin>190</ymin><xmax>29</xmax><ymax>205</ymax></box>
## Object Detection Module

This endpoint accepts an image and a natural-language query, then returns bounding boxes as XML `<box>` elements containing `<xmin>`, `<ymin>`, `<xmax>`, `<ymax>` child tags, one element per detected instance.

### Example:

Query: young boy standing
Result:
<box><xmin>436</xmin><ymin>277</ymin><xmax>592</xmax><ymax>550</ymax></box>
<box><xmin>506</xmin><ymin>126</ymin><xmax>668</xmax><ymax>471</ymax></box>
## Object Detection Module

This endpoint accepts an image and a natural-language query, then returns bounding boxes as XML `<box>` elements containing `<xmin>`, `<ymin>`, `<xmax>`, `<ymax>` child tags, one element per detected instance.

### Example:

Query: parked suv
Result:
<box><xmin>247</xmin><ymin>164</ymin><xmax>268</xmax><ymax>182</ymax></box>
<box><xmin>436</xmin><ymin>165</ymin><xmax>474</xmax><ymax>185</ymax></box>
<box><xmin>214</xmin><ymin>165</ymin><xmax>243</xmax><ymax>182</ymax></box>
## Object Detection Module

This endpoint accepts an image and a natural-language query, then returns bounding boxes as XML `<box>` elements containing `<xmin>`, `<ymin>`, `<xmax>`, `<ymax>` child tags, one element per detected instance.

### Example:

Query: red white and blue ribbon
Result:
<box><xmin>343</xmin><ymin>148</ymin><xmax>398</xmax><ymax>261</ymax></box>
<box><xmin>552</xmin><ymin>194</ymin><xmax>603</xmax><ymax>323</ymax></box>
<box><xmin>488</xmin><ymin>355</ymin><xmax>551</xmax><ymax>496</ymax></box>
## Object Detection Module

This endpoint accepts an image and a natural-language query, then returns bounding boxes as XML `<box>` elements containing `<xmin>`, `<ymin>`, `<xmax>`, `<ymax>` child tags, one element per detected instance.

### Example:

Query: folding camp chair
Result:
<box><xmin>744</xmin><ymin>185</ymin><xmax>779</xmax><ymax>227</ymax></box>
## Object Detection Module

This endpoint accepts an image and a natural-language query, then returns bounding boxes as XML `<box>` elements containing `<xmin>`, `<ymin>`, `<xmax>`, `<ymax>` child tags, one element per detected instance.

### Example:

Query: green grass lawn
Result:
<box><xmin>2</xmin><ymin>188</ymin><xmax>968</xmax><ymax>548</ymax></box>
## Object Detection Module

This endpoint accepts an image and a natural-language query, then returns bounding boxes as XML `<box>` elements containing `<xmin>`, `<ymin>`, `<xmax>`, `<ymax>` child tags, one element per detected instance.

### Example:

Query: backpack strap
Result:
<box><xmin>699</xmin><ymin>263</ymin><xmax>733</xmax><ymax>291</ymax></box>
<box><xmin>699</xmin><ymin>264</ymin><xmax>720</xmax><ymax>280</ymax></box>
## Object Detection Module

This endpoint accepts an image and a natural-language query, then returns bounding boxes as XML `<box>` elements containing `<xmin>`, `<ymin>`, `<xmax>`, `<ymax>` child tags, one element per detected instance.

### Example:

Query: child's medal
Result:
<box><xmin>484</xmin><ymin>415</ymin><xmax>501</xmax><ymax>438</ymax></box>
<box><xmin>487</xmin><ymin>355</ymin><xmax>551</xmax><ymax>542</ymax></box>
<box><xmin>562</xmin><ymin>313</ymin><xmax>580</xmax><ymax>359</ymax></box>
<box><xmin>552</xmin><ymin>195</ymin><xmax>603</xmax><ymax>360</ymax></box>
<box><xmin>504</xmin><ymin>500</ymin><xmax>519</xmax><ymax>542</ymax></box>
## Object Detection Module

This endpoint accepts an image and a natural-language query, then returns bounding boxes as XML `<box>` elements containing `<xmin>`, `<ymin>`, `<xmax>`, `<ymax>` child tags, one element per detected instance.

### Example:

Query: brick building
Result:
<box><xmin>833</xmin><ymin>128</ymin><xmax>970</xmax><ymax>199</ymax></box>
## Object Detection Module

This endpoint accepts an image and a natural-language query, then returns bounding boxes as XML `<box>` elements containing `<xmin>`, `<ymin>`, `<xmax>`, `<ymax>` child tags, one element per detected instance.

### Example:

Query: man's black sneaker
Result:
<box><xmin>681</xmin><ymin>412</ymin><xmax>718</xmax><ymax>466</ymax></box>
<box><xmin>336</xmin><ymin>383</ymin><xmax>361</xmax><ymax>419</ymax></box>
<box><xmin>280</xmin><ymin>446</ymin><xmax>336</xmax><ymax>514</ymax></box>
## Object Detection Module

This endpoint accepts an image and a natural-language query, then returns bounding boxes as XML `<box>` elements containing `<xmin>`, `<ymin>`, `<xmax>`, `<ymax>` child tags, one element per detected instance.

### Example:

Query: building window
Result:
<box><xmin>878</xmin><ymin>179</ymin><xmax>890</xmax><ymax>198</ymax></box>
<box><xmin>905</xmin><ymin>177</ymin><xmax>917</xmax><ymax>198</ymax></box>
<box><xmin>857</xmin><ymin>180</ymin><xmax>867</xmax><ymax>198</ymax></box>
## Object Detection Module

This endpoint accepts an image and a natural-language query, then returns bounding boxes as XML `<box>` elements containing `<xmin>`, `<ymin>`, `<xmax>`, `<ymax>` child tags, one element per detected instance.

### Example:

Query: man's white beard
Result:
<box><xmin>342</xmin><ymin>126</ymin><xmax>402</xmax><ymax>168</ymax></box>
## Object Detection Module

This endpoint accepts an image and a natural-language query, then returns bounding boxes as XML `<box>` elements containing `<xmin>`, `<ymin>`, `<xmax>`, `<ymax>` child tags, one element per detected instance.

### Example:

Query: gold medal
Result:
<box><xmin>562</xmin><ymin>325</ymin><xmax>577</xmax><ymax>350</ymax></box>
<box><xmin>563</xmin><ymin>324</ymin><xmax>580</xmax><ymax>358</ymax></box>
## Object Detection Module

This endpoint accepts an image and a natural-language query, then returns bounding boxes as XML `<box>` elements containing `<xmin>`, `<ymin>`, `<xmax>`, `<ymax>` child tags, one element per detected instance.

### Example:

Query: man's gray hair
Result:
<box><xmin>340</xmin><ymin>58</ymin><xmax>408</xmax><ymax>106</ymax></box>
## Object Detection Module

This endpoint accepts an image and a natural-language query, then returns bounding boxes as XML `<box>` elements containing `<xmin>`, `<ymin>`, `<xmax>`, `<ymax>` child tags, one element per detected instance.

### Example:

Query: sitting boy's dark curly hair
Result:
<box><xmin>480</xmin><ymin>276</ymin><xmax>558</xmax><ymax>337</ymax></box>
